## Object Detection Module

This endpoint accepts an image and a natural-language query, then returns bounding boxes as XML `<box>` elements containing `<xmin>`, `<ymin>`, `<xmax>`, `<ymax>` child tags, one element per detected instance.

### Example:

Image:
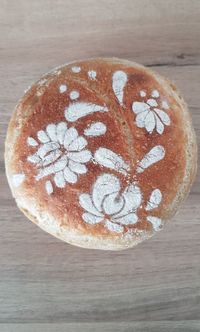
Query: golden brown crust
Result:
<box><xmin>5</xmin><ymin>57</ymin><xmax>197</xmax><ymax>250</ymax></box>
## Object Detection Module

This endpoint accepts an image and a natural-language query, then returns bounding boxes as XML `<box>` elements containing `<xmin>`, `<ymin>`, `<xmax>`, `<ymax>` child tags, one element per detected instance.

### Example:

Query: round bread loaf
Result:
<box><xmin>5</xmin><ymin>57</ymin><xmax>197</xmax><ymax>250</ymax></box>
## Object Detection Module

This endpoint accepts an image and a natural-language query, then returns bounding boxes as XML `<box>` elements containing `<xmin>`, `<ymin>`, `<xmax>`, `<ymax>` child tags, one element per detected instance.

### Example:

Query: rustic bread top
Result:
<box><xmin>5</xmin><ymin>58</ymin><xmax>197</xmax><ymax>249</ymax></box>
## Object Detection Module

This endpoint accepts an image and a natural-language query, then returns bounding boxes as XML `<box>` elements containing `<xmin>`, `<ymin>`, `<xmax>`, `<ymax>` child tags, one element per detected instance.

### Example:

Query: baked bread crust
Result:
<box><xmin>5</xmin><ymin>58</ymin><xmax>197</xmax><ymax>250</ymax></box>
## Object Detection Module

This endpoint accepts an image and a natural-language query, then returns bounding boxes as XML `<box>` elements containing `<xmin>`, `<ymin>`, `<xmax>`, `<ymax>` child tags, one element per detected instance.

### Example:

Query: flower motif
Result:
<box><xmin>132</xmin><ymin>90</ymin><xmax>170</xmax><ymax>134</ymax></box>
<box><xmin>79</xmin><ymin>173</ymin><xmax>142</xmax><ymax>233</ymax></box>
<box><xmin>27</xmin><ymin>122</ymin><xmax>92</xmax><ymax>193</ymax></box>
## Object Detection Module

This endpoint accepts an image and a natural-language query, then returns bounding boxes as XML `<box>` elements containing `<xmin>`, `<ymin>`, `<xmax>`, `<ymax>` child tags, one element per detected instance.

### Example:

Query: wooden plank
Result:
<box><xmin>0</xmin><ymin>322</ymin><xmax>200</xmax><ymax>332</ymax></box>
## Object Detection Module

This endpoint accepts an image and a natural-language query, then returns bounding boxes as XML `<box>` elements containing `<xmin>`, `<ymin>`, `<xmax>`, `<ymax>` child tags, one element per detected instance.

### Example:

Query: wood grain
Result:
<box><xmin>1</xmin><ymin>322</ymin><xmax>200</xmax><ymax>332</ymax></box>
<box><xmin>0</xmin><ymin>0</ymin><xmax>199</xmax><ymax>330</ymax></box>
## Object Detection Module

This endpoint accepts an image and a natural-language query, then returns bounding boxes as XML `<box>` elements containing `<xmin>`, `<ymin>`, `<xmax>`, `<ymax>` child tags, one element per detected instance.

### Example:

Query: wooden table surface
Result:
<box><xmin>0</xmin><ymin>1</ymin><xmax>200</xmax><ymax>331</ymax></box>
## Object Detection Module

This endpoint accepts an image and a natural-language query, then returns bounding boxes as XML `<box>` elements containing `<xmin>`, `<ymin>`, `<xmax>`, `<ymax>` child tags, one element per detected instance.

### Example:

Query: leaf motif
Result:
<box><xmin>145</xmin><ymin>189</ymin><xmax>162</xmax><ymax>211</ymax></box>
<box><xmin>112</xmin><ymin>71</ymin><xmax>128</xmax><ymax>105</ymax></box>
<box><xmin>94</xmin><ymin>147</ymin><xmax>129</xmax><ymax>175</ymax></box>
<box><xmin>84</xmin><ymin>122</ymin><xmax>107</xmax><ymax>137</ymax></box>
<box><xmin>45</xmin><ymin>180</ymin><xmax>53</xmax><ymax>195</ymax></box>
<box><xmin>65</xmin><ymin>102</ymin><xmax>108</xmax><ymax>122</ymax></box>
<box><xmin>147</xmin><ymin>216</ymin><xmax>162</xmax><ymax>231</ymax></box>
<box><xmin>137</xmin><ymin>145</ymin><xmax>165</xmax><ymax>173</ymax></box>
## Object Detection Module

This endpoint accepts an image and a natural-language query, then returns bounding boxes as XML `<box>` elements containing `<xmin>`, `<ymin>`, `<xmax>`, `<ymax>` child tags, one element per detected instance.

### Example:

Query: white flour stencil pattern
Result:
<box><xmin>12</xmin><ymin>173</ymin><xmax>25</xmax><ymax>188</ymax></box>
<box><xmin>112</xmin><ymin>71</ymin><xmax>128</xmax><ymax>106</ymax></box>
<box><xmin>84</xmin><ymin>122</ymin><xmax>106</xmax><ymax>137</ymax></box>
<box><xmin>145</xmin><ymin>189</ymin><xmax>163</xmax><ymax>231</ymax></box>
<box><xmin>137</xmin><ymin>146</ymin><xmax>165</xmax><ymax>173</ymax></box>
<box><xmin>94</xmin><ymin>148</ymin><xmax>129</xmax><ymax>175</ymax></box>
<box><xmin>16</xmin><ymin>64</ymin><xmax>171</xmax><ymax>233</ymax></box>
<box><xmin>79</xmin><ymin>175</ymin><xmax>164</xmax><ymax>233</ymax></box>
<box><xmin>79</xmin><ymin>173</ymin><xmax>142</xmax><ymax>233</ymax></box>
<box><xmin>132</xmin><ymin>89</ymin><xmax>170</xmax><ymax>134</ymax></box>
<box><xmin>26</xmin><ymin>104</ymin><xmax>129</xmax><ymax>195</ymax></box>
<box><xmin>65</xmin><ymin>102</ymin><xmax>108</xmax><ymax>122</ymax></box>
<box><xmin>145</xmin><ymin>189</ymin><xmax>162</xmax><ymax>211</ymax></box>
<box><xmin>27</xmin><ymin>122</ymin><xmax>92</xmax><ymax>192</ymax></box>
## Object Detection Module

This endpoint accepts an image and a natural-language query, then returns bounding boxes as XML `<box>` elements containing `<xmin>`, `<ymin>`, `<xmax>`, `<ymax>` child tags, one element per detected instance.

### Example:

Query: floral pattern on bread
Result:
<box><xmin>79</xmin><ymin>173</ymin><xmax>142</xmax><ymax>233</ymax></box>
<box><xmin>22</xmin><ymin>67</ymin><xmax>170</xmax><ymax>233</ymax></box>
<box><xmin>132</xmin><ymin>90</ymin><xmax>170</xmax><ymax>134</ymax></box>
<box><xmin>27</xmin><ymin>122</ymin><xmax>92</xmax><ymax>191</ymax></box>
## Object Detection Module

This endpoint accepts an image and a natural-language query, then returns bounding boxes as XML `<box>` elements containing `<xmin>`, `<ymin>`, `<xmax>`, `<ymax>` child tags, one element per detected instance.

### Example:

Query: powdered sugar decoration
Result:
<box><xmin>94</xmin><ymin>147</ymin><xmax>129</xmax><ymax>175</ymax></box>
<box><xmin>84</xmin><ymin>122</ymin><xmax>107</xmax><ymax>137</ymax></box>
<box><xmin>65</xmin><ymin>102</ymin><xmax>108</xmax><ymax>122</ymax></box>
<box><xmin>45</xmin><ymin>180</ymin><xmax>53</xmax><ymax>195</ymax></box>
<box><xmin>132</xmin><ymin>90</ymin><xmax>170</xmax><ymax>134</ymax></box>
<box><xmin>151</xmin><ymin>89</ymin><xmax>159</xmax><ymax>98</ymax></box>
<box><xmin>88</xmin><ymin>70</ymin><xmax>96</xmax><ymax>80</ymax></box>
<box><xmin>145</xmin><ymin>189</ymin><xmax>163</xmax><ymax>231</ymax></box>
<box><xmin>147</xmin><ymin>216</ymin><xmax>162</xmax><ymax>231</ymax></box>
<box><xmin>137</xmin><ymin>145</ymin><xmax>165</xmax><ymax>173</ymax></box>
<box><xmin>27</xmin><ymin>122</ymin><xmax>92</xmax><ymax>194</ymax></box>
<box><xmin>140</xmin><ymin>90</ymin><xmax>146</xmax><ymax>97</ymax></box>
<box><xmin>112</xmin><ymin>70</ymin><xmax>128</xmax><ymax>106</ymax></box>
<box><xmin>71</xmin><ymin>66</ymin><xmax>81</xmax><ymax>73</ymax></box>
<box><xmin>59</xmin><ymin>85</ymin><xmax>67</xmax><ymax>93</ymax></box>
<box><xmin>23</xmin><ymin>66</ymin><xmax>169</xmax><ymax>235</ymax></box>
<box><xmin>70</xmin><ymin>90</ymin><xmax>79</xmax><ymax>100</ymax></box>
<box><xmin>27</xmin><ymin>137</ymin><xmax>38</xmax><ymax>146</ymax></box>
<box><xmin>145</xmin><ymin>189</ymin><xmax>162</xmax><ymax>211</ymax></box>
<box><xmin>79</xmin><ymin>173</ymin><xmax>142</xmax><ymax>233</ymax></box>
<box><xmin>12</xmin><ymin>173</ymin><xmax>25</xmax><ymax>188</ymax></box>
